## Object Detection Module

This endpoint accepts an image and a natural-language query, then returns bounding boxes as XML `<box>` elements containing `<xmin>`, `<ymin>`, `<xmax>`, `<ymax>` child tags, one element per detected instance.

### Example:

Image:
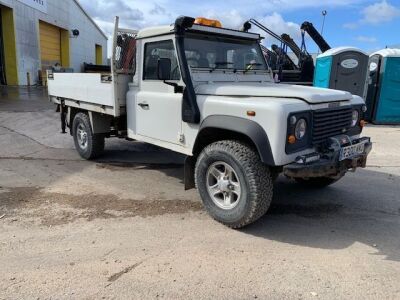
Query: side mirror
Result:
<box><xmin>157</xmin><ymin>58</ymin><xmax>172</xmax><ymax>81</ymax></box>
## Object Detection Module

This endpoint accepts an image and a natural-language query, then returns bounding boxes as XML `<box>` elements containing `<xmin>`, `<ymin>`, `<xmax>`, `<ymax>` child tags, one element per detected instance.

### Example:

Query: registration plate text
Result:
<box><xmin>339</xmin><ymin>142</ymin><xmax>366</xmax><ymax>161</ymax></box>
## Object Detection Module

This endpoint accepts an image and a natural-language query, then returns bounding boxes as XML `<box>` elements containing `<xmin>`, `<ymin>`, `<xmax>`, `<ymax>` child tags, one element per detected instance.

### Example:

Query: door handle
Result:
<box><xmin>138</xmin><ymin>102</ymin><xmax>149</xmax><ymax>109</ymax></box>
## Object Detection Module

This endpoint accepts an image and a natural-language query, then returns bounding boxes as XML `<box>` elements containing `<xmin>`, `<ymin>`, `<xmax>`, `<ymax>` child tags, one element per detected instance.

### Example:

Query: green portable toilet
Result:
<box><xmin>364</xmin><ymin>49</ymin><xmax>400</xmax><ymax>124</ymax></box>
<box><xmin>314</xmin><ymin>47</ymin><xmax>369</xmax><ymax>97</ymax></box>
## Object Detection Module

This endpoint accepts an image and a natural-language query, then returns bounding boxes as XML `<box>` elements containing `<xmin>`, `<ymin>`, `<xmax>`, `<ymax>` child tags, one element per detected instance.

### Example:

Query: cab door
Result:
<box><xmin>135</xmin><ymin>39</ymin><xmax>183</xmax><ymax>144</ymax></box>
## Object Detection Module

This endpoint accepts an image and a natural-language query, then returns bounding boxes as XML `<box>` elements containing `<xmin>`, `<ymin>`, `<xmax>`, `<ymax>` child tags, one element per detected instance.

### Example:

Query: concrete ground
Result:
<box><xmin>0</xmin><ymin>86</ymin><xmax>400</xmax><ymax>300</ymax></box>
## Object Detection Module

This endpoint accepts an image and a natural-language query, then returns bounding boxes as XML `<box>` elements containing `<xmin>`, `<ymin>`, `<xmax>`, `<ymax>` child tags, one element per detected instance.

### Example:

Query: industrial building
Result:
<box><xmin>0</xmin><ymin>0</ymin><xmax>107</xmax><ymax>86</ymax></box>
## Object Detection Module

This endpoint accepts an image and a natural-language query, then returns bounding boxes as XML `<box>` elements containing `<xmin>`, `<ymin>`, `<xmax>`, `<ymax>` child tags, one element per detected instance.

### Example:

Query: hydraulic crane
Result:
<box><xmin>242</xmin><ymin>19</ymin><xmax>314</xmax><ymax>84</ymax></box>
<box><xmin>300</xmin><ymin>21</ymin><xmax>331</xmax><ymax>53</ymax></box>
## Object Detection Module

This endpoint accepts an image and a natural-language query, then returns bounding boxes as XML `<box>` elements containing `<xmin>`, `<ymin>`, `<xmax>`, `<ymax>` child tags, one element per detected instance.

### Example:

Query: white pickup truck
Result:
<box><xmin>48</xmin><ymin>16</ymin><xmax>372</xmax><ymax>228</ymax></box>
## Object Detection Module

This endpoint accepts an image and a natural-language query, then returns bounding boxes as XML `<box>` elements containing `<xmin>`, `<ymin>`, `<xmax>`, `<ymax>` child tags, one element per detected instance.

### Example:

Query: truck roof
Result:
<box><xmin>136</xmin><ymin>25</ymin><xmax>174</xmax><ymax>39</ymax></box>
<box><xmin>136</xmin><ymin>23</ymin><xmax>261</xmax><ymax>40</ymax></box>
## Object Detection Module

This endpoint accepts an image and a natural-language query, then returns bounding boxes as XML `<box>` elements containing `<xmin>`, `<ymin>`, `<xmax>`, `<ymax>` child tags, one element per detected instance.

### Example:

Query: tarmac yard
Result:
<box><xmin>1</xmin><ymin>87</ymin><xmax>400</xmax><ymax>299</ymax></box>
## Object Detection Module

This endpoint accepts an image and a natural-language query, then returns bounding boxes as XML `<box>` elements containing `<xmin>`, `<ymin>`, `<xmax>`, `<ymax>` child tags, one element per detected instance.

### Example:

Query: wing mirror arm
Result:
<box><xmin>158</xmin><ymin>58</ymin><xmax>184</xmax><ymax>93</ymax></box>
<box><xmin>163</xmin><ymin>80</ymin><xmax>184</xmax><ymax>93</ymax></box>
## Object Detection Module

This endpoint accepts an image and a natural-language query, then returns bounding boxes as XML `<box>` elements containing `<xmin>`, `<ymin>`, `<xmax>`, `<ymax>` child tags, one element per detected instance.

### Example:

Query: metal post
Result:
<box><xmin>317</xmin><ymin>10</ymin><xmax>327</xmax><ymax>55</ymax></box>
<box><xmin>321</xmin><ymin>10</ymin><xmax>327</xmax><ymax>36</ymax></box>
<box><xmin>60</xmin><ymin>102</ymin><xmax>66</xmax><ymax>134</ymax></box>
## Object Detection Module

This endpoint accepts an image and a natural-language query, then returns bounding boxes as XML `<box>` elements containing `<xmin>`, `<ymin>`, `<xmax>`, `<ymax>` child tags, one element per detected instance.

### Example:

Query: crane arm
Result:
<box><xmin>300</xmin><ymin>21</ymin><xmax>331</xmax><ymax>53</ymax></box>
<box><xmin>281</xmin><ymin>33</ymin><xmax>302</xmax><ymax>59</ymax></box>
<box><xmin>243</xmin><ymin>19</ymin><xmax>298</xmax><ymax>70</ymax></box>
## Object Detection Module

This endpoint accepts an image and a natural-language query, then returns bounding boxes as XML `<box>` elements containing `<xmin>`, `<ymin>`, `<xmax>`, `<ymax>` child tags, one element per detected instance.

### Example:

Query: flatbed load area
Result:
<box><xmin>48</xmin><ymin>73</ymin><xmax>114</xmax><ymax>109</ymax></box>
<box><xmin>48</xmin><ymin>72</ymin><xmax>131</xmax><ymax>116</ymax></box>
<box><xmin>47</xmin><ymin>18</ymin><xmax>137</xmax><ymax>117</ymax></box>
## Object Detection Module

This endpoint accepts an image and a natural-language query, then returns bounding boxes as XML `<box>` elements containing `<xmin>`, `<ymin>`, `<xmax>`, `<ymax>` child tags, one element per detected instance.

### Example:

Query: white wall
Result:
<box><xmin>68</xmin><ymin>1</ymin><xmax>107</xmax><ymax>72</ymax></box>
<box><xmin>0</xmin><ymin>0</ymin><xmax>107</xmax><ymax>85</ymax></box>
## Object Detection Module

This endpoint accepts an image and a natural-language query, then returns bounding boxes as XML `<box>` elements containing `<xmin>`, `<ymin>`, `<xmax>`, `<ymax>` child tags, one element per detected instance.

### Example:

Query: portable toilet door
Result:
<box><xmin>314</xmin><ymin>47</ymin><xmax>369</xmax><ymax>97</ymax></box>
<box><xmin>365</xmin><ymin>49</ymin><xmax>400</xmax><ymax>124</ymax></box>
<box><xmin>364</xmin><ymin>54</ymin><xmax>383</xmax><ymax>121</ymax></box>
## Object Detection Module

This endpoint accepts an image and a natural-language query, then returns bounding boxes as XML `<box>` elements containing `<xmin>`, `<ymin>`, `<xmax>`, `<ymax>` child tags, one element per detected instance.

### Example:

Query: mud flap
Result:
<box><xmin>184</xmin><ymin>156</ymin><xmax>196</xmax><ymax>190</ymax></box>
<box><xmin>59</xmin><ymin>102</ymin><xmax>67</xmax><ymax>134</ymax></box>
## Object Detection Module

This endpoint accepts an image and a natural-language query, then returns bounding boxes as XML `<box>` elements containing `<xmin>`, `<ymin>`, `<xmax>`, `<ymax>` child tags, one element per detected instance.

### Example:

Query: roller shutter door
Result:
<box><xmin>39</xmin><ymin>21</ymin><xmax>61</xmax><ymax>70</ymax></box>
<box><xmin>0</xmin><ymin>9</ymin><xmax>6</xmax><ymax>85</ymax></box>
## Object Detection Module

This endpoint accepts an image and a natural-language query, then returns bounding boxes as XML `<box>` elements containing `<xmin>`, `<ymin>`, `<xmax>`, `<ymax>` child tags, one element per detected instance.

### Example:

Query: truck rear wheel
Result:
<box><xmin>195</xmin><ymin>140</ymin><xmax>273</xmax><ymax>229</ymax></box>
<box><xmin>295</xmin><ymin>175</ymin><xmax>344</xmax><ymax>188</ymax></box>
<box><xmin>72</xmin><ymin>112</ymin><xmax>105</xmax><ymax>160</ymax></box>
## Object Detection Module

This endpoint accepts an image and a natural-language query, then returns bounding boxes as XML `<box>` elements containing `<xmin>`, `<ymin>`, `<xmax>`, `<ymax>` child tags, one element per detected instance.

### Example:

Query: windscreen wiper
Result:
<box><xmin>244</xmin><ymin>63</ymin><xmax>263</xmax><ymax>73</ymax></box>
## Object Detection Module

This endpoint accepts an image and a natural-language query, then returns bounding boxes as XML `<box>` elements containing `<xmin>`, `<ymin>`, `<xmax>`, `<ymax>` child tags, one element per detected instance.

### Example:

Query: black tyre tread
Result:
<box><xmin>195</xmin><ymin>140</ymin><xmax>273</xmax><ymax>229</ymax></box>
<box><xmin>295</xmin><ymin>175</ymin><xmax>343</xmax><ymax>188</ymax></box>
<box><xmin>73</xmin><ymin>112</ymin><xmax>105</xmax><ymax>160</ymax></box>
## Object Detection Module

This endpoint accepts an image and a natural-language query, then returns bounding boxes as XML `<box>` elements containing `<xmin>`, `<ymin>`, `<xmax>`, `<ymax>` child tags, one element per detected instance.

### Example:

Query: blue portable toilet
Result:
<box><xmin>314</xmin><ymin>47</ymin><xmax>369</xmax><ymax>97</ymax></box>
<box><xmin>364</xmin><ymin>49</ymin><xmax>400</xmax><ymax>124</ymax></box>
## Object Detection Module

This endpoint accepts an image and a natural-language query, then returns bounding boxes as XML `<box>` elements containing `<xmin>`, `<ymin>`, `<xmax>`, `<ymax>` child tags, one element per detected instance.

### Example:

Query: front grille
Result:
<box><xmin>312</xmin><ymin>106</ymin><xmax>353</xmax><ymax>144</ymax></box>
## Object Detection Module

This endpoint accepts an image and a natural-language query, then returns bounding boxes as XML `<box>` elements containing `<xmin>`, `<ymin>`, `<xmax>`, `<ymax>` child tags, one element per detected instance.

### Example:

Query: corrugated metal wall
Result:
<box><xmin>0</xmin><ymin>0</ymin><xmax>108</xmax><ymax>85</ymax></box>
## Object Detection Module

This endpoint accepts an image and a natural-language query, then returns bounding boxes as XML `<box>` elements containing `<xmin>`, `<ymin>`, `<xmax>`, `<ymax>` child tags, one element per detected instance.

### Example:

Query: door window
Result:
<box><xmin>143</xmin><ymin>40</ymin><xmax>180</xmax><ymax>80</ymax></box>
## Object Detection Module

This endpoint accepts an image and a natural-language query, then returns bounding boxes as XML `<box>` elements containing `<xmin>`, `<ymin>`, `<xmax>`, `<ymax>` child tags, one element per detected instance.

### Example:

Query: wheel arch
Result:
<box><xmin>67</xmin><ymin>108</ymin><xmax>112</xmax><ymax>136</ymax></box>
<box><xmin>184</xmin><ymin>115</ymin><xmax>275</xmax><ymax>190</ymax></box>
<box><xmin>68</xmin><ymin>107</ymin><xmax>85</xmax><ymax>135</ymax></box>
<box><xmin>194</xmin><ymin>115</ymin><xmax>275</xmax><ymax>165</ymax></box>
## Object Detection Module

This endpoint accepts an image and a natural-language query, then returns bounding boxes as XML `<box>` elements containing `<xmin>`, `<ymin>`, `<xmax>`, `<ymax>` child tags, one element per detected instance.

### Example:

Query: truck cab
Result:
<box><xmin>48</xmin><ymin>16</ymin><xmax>372</xmax><ymax>228</ymax></box>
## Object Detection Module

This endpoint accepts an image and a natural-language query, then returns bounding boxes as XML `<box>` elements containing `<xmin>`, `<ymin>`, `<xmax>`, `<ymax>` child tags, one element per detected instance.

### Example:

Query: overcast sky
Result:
<box><xmin>79</xmin><ymin>0</ymin><xmax>400</xmax><ymax>55</ymax></box>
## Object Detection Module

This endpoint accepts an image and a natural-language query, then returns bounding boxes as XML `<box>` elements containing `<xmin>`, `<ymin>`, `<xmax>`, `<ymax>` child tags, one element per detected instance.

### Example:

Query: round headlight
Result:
<box><xmin>351</xmin><ymin>110</ymin><xmax>359</xmax><ymax>127</ymax></box>
<box><xmin>295</xmin><ymin>119</ymin><xmax>307</xmax><ymax>140</ymax></box>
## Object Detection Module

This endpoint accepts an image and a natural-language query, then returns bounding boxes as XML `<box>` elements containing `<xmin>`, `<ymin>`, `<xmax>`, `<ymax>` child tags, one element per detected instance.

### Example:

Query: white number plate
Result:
<box><xmin>339</xmin><ymin>142</ymin><xmax>366</xmax><ymax>161</ymax></box>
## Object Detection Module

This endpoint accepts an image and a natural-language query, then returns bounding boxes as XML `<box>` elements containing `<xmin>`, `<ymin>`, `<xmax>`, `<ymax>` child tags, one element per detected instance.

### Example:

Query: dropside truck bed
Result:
<box><xmin>48</xmin><ymin>72</ymin><xmax>131</xmax><ymax>116</ymax></box>
<box><xmin>48</xmin><ymin>17</ymin><xmax>137</xmax><ymax>118</ymax></box>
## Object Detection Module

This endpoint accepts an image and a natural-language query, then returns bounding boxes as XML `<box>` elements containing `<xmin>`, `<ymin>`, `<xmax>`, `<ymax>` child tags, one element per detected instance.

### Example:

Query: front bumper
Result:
<box><xmin>283</xmin><ymin>136</ymin><xmax>372</xmax><ymax>178</ymax></box>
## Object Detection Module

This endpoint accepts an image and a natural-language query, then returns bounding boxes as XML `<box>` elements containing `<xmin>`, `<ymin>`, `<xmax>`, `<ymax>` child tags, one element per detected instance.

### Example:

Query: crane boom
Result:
<box><xmin>281</xmin><ymin>33</ymin><xmax>302</xmax><ymax>59</ymax></box>
<box><xmin>242</xmin><ymin>19</ymin><xmax>315</xmax><ymax>84</ymax></box>
<box><xmin>243</xmin><ymin>19</ymin><xmax>285</xmax><ymax>45</ymax></box>
<box><xmin>300</xmin><ymin>21</ymin><xmax>331</xmax><ymax>53</ymax></box>
<box><xmin>242</xmin><ymin>19</ymin><xmax>298</xmax><ymax>70</ymax></box>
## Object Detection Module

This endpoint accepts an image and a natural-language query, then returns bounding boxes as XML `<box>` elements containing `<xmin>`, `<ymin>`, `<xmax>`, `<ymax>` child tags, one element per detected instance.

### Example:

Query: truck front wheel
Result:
<box><xmin>195</xmin><ymin>140</ymin><xmax>273</xmax><ymax>228</ymax></box>
<box><xmin>72</xmin><ymin>112</ymin><xmax>105</xmax><ymax>160</ymax></box>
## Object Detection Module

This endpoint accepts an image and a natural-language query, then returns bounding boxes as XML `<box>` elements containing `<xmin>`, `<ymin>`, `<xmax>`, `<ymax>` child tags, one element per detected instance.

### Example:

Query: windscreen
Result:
<box><xmin>184</xmin><ymin>34</ymin><xmax>268</xmax><ymax>72</ymax></box>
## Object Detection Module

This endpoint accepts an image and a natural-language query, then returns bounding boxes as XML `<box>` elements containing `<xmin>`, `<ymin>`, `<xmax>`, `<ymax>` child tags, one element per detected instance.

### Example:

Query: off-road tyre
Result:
<box><xmin>195</xmin><ymin>140</ymin><xmax>273</xmax><ymax>229</ymax></box>
<box><xmin>72</xmin><ymin>112</ymin><xmax>105</xmax><ymax>160</ymax></box>
<box><xmin>295</xmin><ymin>175</ymin><xmax>344</xmax><ymax>188</ymax></box>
